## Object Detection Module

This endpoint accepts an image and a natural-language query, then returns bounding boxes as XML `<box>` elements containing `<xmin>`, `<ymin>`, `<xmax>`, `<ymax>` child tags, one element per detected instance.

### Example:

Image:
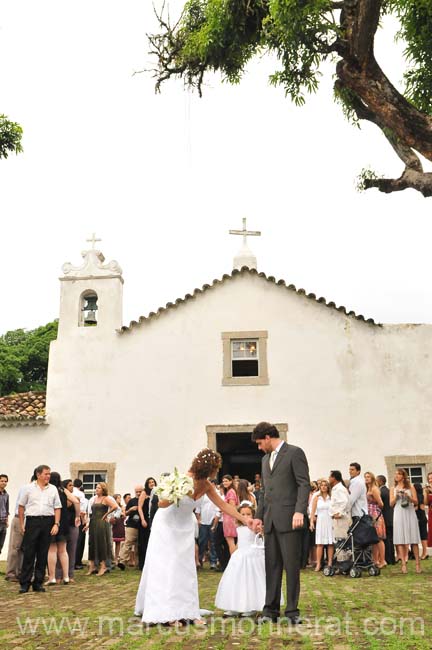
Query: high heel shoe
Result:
<box><xmin>85</xmin><ymin>569</ymin><xmax>97</xmax><ymax>576</ymax></box>
<box><xmin>401</xmin><ymin>564</ymin><xmax>407</xmax><ymax>574</ymax></box>
<box><xmin>415</xmin><ymin>564</ymin><xmax>422</xmax><ymax>574</ymax></box>
<box><xmin>97</xmin><ymin>568</ymin><xmax>108</xmax><ymax>576</ymax></box>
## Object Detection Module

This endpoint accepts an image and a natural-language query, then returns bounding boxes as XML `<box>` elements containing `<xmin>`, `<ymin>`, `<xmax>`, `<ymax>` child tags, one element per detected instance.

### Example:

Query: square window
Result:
<box><xmin>222</xmin><ymin>331</ymin><xmax>268</xmax><ymax>386</ymax></box>
<box><xmin>231</xmin><ymin>339</ymin><xmax>259</xmax><ymax>377</ymax></box>
<box><xmin>79</xmin><ymin>471</ymin><xmax>108</xmax><ymax>499</ymax></box>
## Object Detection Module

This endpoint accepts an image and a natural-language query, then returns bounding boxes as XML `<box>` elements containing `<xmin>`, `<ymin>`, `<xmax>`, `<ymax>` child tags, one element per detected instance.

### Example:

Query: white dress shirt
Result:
<box><xmin>349</xmin><ymin>474</ymin><xmax>368</xmax><ymax>517</ymax></box>
<box><xmin>269</xmin><ymin>440</ymin><xmax>285</xmax><ymax>470</ymax></box>
<box><xmin>194</xmin><ymin>494</ymin><xmax>219</xmax><ymax>526</ymax></box>
<box><xmin>72</xmin><ymin>487</ymin><xmax>88</xmax><ymax>514</ymax></box>
<box><xmin>19</xmin><ymin>481</ymin><xmax>62</xmax><ymax>516</ymax></box>
<box><xmin>330</xmin><ymin>482</ymin><xmax>350</xmax><ymax>518</ymax></box>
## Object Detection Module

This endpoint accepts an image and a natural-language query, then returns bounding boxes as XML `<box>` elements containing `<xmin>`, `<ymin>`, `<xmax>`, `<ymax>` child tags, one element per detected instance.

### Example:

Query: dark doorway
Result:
<box><xmin>216</xmin><ymin>431</ymin><xmax>263</xmax><ymax>482</ymax></box>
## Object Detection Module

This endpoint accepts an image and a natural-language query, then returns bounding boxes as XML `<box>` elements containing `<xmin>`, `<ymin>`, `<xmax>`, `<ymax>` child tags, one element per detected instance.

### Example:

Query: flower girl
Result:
<box><xmin>215</xmin><ymin>502</ymin><xmax>271</xmax><ymax>617</ymax></box>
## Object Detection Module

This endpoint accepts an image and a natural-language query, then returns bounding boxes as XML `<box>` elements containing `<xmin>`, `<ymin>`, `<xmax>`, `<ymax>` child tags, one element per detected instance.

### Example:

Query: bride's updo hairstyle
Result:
<box><xmin>190</xmin><ymin>448</ymin><xmax>222</xmax><ymax>480</ymax></box>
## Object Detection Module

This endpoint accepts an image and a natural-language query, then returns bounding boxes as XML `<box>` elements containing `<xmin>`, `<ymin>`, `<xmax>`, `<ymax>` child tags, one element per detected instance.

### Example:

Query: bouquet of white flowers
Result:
<box><xmin>155</xmin><ymin>468</ymin><xmax>194</xmax><ymax>506</ymax></box>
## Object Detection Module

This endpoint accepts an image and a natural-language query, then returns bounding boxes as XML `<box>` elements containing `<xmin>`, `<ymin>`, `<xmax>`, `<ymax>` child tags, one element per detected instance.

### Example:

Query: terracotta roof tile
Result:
<box><xmin>0</xmin><ymin>391</ymin><xmax>47</xmax><ymax>427</ymax></box>
<box><xmin>118</xmin><ymin>267</ymin><xmax>380</xmax><ymax>333</ymax></box>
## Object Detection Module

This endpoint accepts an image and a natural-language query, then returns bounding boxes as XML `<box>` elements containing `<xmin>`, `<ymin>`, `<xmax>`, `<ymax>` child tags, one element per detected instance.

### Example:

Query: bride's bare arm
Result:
<box><xmin>158</xmin><ymin>499</ymin><xmax>172</xmax><ymax>509</ymax></box>
<box><xmin>207</xmin><ymin>485</ymin><xmax>244</xmax><ymax>523</ymax></box>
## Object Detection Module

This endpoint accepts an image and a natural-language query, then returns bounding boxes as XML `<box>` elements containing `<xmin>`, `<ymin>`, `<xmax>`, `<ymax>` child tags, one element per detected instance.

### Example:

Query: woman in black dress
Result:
<box><xmin>137</xmin><ymin>477</ymin><xmax>157</xmax><ymax>570</ymax></box>
<box><xmin>45</xmin><ymin>472</ymin><xmax>80</xmax><ymax>585</ymax></box>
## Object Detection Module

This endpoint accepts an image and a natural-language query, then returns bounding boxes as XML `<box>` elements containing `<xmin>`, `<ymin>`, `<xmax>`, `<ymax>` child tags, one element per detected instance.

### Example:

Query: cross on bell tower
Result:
<box><xmin>86</xmin><ymin>233</ymin><xmax>102</xmax><ymax>250</ymax></box>
<box><xmin>229</xmin><ymin>218</ymin><xmax>261</xmax><ymax>270</ymax></box>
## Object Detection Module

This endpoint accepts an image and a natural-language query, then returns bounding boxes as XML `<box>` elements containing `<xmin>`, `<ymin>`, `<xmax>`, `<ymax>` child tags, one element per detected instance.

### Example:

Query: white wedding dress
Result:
<box><xmin>134</xmin><ymin>495</ymin><xmax>202</xmax><ymax>623</ymax></box>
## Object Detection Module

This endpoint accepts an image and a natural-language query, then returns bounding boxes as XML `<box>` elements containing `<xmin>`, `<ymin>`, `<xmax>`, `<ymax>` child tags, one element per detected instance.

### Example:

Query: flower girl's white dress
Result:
<box><xmin>215</xmin><ymin>526</ymin><xmax>269</xmax><ymax>613</ymax></box>
<box><xmin>134</xmin><ymin>495</ymin><xmax>201</xmax><ymax>623</ymax></box>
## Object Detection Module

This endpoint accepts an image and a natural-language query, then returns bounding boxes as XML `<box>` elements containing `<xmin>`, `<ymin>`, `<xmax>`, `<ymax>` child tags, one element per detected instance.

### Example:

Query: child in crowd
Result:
<box><xmin>215</xmin><ymin>502</ymin><xmax>281</xmax><ymax>617</ymax></box>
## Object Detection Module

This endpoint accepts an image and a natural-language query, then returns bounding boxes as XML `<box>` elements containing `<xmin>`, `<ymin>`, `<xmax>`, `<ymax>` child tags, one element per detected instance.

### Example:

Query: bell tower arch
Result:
<box><xmin>57</xmin><ymin>237</ymin><xmax>123</xmax><ymax>338</ymax></box>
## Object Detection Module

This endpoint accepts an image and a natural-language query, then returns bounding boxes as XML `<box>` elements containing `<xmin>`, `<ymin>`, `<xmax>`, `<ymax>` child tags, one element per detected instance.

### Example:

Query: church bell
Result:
<box><xmin>82</xmin><ymin>294</ymin><xmax>98</xmax><ymax>326</ymax></box>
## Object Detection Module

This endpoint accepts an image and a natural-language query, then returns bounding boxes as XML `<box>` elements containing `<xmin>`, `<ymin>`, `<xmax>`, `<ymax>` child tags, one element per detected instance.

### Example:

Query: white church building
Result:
<box><xmin>1</xmin><ymin>222</ymin><xmax>431</xmax><ymax>553</ymax></box>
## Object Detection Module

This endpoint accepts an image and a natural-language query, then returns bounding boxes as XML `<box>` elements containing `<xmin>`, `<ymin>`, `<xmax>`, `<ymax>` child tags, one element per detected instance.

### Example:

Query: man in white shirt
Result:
<box><xmin>348</xmin><ymin>462</ymin><xmax>368</xmax><ymax>520</ymax></box>
<box><xmin>195</xmin><ymin>489</ymin><xmax>219</xmax><ymax>568</ymax></box>
<box><xmin>18</xmin><ymin>465</ymin><xmax>62</xmax><ymax>593</ymax></box>
<box><xmin>329</xmin><ymin>470</ymin><xmax>351</xmax><ymax>539</ymax></box>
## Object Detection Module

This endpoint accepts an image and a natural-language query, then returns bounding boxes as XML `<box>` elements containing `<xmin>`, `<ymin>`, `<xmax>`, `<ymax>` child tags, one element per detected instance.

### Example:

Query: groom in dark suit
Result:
<box><xmin>251</xmin><ymin>422</ymin><xmax>310</xmax><ymax>623</ymax></box>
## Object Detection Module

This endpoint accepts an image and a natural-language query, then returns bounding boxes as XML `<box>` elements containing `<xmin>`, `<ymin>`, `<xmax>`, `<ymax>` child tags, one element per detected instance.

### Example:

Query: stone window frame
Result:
<box><xmin>222</xmin><ymin>330</ymin><xmax>269</xmax><ymax>386</ymax></box>
<box><xmin>70</xmin><ymin>462</ymin><xmax>116</xmax><ymax>496</ymax></box>
<box><xmin>385</xmin><ymin>455</ymin><xmax>432</xmax><ymax>485</ymax></box>
<box><xmin>206</xmin><ymin>423</ymin><xmax>288</xmax><ymax>450</ymax></box>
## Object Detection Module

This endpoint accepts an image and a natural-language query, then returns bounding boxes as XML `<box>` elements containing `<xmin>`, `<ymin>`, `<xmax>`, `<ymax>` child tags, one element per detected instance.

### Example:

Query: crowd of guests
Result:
<box><xmin>0</xmin><ymin>463</ymin><xmax>431</xmax><ymax>595</ymax></box>
<box><xmin>304</xmin><ymin>464</ymin><xmax>432</xmax><ymax>575</ymax></box>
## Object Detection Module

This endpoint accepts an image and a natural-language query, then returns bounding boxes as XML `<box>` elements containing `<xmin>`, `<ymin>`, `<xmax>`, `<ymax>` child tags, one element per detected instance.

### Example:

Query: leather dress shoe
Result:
<box><xmin>257</xmin><ymin>615</ymin><xmax>279</xmax><ymax>624</ymax></box>
<box><xmin>32</xmin><ymin>585</ymin><xmax>46</xmax><ymax>593</ymax></box>
<box><xmin>285</xmin><ymin>615</ymin><xmax>302</xmax><ymax>625</ymax></box>
<box><xmin>19</xmin><ymin>586</ymin><xmax>29</xmax><ymax>594</ymax></box>
<box><xmin>117</xmin><ymin>562</ymin><xmax>125</xmax><ymax>571</ymax></box>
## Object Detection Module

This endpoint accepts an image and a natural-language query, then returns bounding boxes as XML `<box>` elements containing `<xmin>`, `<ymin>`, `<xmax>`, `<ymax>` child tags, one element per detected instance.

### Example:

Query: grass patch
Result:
<box><xmin>0</xmin><ymin>559</ymin><xmax>430</xmax><ymax>650</ymax></box>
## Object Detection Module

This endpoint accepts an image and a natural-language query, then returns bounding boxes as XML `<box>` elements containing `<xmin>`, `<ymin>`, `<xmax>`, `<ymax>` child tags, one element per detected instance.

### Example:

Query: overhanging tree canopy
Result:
<box><xmin>0</xmin><ymin>114</ymin><xmax>23</xmax><ymax>160</ymax></box>
<box><xmin>148</xmin><ymin>0</ymin><xmax>432</xmax><ymax>196</ymax></box>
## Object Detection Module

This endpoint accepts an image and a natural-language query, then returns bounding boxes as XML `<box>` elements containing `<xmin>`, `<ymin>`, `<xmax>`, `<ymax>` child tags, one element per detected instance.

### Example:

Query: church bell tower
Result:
<box><xmin>57</xmin><ymin>234</ymin><xmax>123</xmax><ymax>338</ymax></box>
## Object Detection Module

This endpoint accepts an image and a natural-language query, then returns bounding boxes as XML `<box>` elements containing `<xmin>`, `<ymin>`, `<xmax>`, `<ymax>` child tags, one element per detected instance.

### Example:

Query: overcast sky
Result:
<box><xmin>1</xmin><ymin>1</ymin><xmax>432</xmax><ymax>334</ymax></box>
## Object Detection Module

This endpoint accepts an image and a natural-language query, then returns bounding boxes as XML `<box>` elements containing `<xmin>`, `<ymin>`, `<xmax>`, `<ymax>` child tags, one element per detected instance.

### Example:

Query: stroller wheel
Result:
<box><xmin>323</xmin><ymin>566</ymin><xmax>335</xmax><ymax>577</ymax></box>
<box><xmin>368</xmin><ymin>566</ymin><xmax>380</xmax><ymax>577</ymax></box>
<box><xmin>349</xmin><ymin>567</ymin><xmax>362</xmax><ymax>578</ymax></box>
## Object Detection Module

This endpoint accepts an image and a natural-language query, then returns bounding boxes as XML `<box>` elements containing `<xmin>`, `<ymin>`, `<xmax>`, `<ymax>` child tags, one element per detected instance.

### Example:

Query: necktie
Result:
<box><xmin>269</xmin><ymin>450</ymin><xmax>277</xmax><ymax>470</ymax></box>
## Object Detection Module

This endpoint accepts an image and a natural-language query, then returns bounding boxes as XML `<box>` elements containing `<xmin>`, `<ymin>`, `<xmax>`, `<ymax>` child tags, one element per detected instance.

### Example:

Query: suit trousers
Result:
<box><xmin>213</xmin><ymin>522</ymin><xmax>230</xmax><ymax>570</ymax></box>
<box><xmin>384</xmin><ymin>525</ymin><xmax>395</xmax><ymax>565</ymax></box>
<box><xmin>20</xmin><ymin>516</ymin><xmax>53</xmax><ymax>588</ymax></box>
<box><xmin>6</xmin><ymin>516</ymin><xmax>24</xmax><ymax>580</ymax></box>
<box><xmin>75</xmin><ymin>523</ymin><xmax>86</xmax><ymax>566</ymax></box>
<box><xmin>0</xmin><ymin>521</ymin><xmax>7</xmax><ymax>555</ymax></box>
<box><xmin>264</xmin><ymin>526</ymin><xmax>302</xmax><ymax>618</ymax></box>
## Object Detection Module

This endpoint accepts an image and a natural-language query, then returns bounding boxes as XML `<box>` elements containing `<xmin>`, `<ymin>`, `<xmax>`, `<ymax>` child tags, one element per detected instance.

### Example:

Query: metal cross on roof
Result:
<box><xmin>229</xmin><ymin>218</ymin><xmax>261</xmax><ymax>246</ymax></box>
<box><xmin>86</xmin><ymin>233</ymin><xmax>102</xmax><ymax>249</ymax></box>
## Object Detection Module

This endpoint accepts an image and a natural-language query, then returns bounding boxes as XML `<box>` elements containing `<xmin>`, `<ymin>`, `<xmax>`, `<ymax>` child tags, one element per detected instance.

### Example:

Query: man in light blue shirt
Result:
<box><xmin>348</xmin><ymin>462</ymin><xmax>368</xmax><ymax>520</ymax></box>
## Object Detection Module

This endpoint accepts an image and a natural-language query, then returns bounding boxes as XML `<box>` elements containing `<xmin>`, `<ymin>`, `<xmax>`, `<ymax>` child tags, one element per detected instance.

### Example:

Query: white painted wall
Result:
<box><xmin>2</xmin><ymin>269</ymin><xmax>432</xmax><ymax>559</ymax></box>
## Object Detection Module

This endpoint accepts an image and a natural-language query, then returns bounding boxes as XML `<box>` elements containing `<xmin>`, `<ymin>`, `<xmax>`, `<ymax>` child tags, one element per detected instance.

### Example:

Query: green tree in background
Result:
<box><xmin>0</xmin><ymin>321</ymin><xmax>58</xmax><ymax>396</ymax></box>
<box><xmin>148</xmin><ymin>0</ymin><xmax>432</xmax><ymax>196</ymax></box>
<box><xmin>0</xmin><ymin>114</ymin><xmax>23</xmax><ymax>159</ymax></box>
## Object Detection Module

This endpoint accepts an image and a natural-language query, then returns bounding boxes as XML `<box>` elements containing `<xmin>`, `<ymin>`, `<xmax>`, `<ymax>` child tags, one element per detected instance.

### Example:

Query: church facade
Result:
<box><xmin>1</xmin><ymin>237</ymin><xmax>432</xmax><ymax>557</ymax></box>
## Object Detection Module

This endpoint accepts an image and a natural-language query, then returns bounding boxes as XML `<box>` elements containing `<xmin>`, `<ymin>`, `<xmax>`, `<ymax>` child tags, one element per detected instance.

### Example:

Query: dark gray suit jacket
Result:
<box><xmin>256</xmin><ymin>442</ymin><xmax>310</xmax><ymax>533</ymax></box>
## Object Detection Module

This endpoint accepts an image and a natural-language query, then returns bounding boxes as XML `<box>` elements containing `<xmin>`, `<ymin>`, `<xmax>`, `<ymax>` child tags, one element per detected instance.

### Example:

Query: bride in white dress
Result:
<box><xmin>134</xmin><ymin>449</ymin><xmax>246</xmax><ymax>625</ymax></box>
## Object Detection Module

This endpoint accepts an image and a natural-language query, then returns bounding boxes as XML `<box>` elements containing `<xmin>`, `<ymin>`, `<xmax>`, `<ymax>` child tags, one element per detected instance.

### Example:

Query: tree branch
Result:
<box><xmin>364</xmin><ymin>170</ymin><xmax>432</xmax><ymax>197</ymax></box>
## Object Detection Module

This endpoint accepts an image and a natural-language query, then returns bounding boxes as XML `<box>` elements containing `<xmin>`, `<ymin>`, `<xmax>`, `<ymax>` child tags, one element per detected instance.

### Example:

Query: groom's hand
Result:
<box><xmin>292</xmin><ymin>512</ymin><xmax>304</xmax><ymax>529</ymax></box>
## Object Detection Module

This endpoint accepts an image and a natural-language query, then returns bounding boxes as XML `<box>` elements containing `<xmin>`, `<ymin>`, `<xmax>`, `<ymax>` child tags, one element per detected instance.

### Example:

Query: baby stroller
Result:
<box><xmin>323</xmin><ymin>513</ymin><xmax>381</xmax><ymax>578</ymax></box>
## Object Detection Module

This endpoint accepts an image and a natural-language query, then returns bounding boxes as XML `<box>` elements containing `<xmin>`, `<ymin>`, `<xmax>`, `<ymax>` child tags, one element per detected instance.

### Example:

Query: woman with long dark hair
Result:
<box><xmin>45</xmin><ymin>472</ymin><xmax>79</xmax><ymax>585</ymax></box>
<box><xmin>137</xmin><ymin>477</ymin><xmax>157</xmax><ymax>569</ymax></box>
<box><xmin>237</xmin><ymin>479</ymin><xmax>256</xmax><ymax>508</ymax></box>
